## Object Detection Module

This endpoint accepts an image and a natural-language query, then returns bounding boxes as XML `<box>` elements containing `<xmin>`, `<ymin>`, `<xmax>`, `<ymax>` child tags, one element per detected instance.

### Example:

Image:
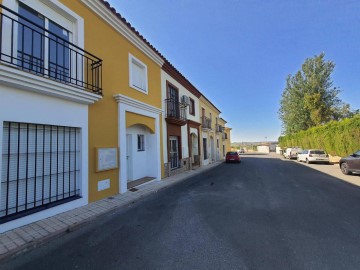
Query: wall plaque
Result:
<box><xmin>96</xmin><ymin>147</ymin><xmax>118</xmax><ymax>172</ymax></box>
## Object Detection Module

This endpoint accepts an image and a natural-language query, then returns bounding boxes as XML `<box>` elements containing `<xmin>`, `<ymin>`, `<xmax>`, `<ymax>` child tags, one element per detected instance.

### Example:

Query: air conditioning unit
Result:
<box><xmin>181</xmin><ymin>95</ymin><xmax>190</xmax><ymax>106</ymax></box>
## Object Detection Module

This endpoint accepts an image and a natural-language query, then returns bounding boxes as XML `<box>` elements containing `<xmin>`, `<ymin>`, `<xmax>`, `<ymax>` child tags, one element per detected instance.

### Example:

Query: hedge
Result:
<box><xmin>278</xmin><ymin>115</ymin><xmax>360</xmax><ymax>157</ymax></box>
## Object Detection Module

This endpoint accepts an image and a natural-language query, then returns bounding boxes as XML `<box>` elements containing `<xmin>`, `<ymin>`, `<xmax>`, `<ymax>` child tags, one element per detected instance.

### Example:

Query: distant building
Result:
<box><xmin>257</xmin><ymin>145</ymin><xmax>270</xmax><ymax>153</ymax></box>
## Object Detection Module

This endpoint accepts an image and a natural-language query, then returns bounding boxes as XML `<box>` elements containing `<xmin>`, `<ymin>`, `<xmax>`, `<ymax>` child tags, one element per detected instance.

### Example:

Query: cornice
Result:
<box><xmin>81</xmin><ymin>0</ymin><xmax>164</xmax><ymax>67</ymax></box>
<box><xmin>113</xmin><ymin>94</ymin><xmax>162</xmax><ymax>115</ymax></box>
<box><xmin>0</xmin><ymin>65</ymin><xmax>102</xmax><ymax>104</ymax></box>
<box><xmin>200</xmin><ymin>96</ymin><xmax>221</xmax><ymax>114</ymax></box>
<box><xmin>162</xmin><ymin>62</ymin><xmax>202</xmax><ymax>98</ymax></box>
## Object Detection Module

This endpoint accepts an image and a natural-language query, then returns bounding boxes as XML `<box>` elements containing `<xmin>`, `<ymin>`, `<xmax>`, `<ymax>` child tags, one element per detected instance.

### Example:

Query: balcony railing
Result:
<box><xmin>0</xmin><ymin>4</ymin><xmax>102</xmax><ymax>95</ymax></box>
<box><xmin>202</xmin><ymin>116</ymin><xmax>212</xmax><ymax>130</ymax></box>
<box><xmin>215</xmin><ymin>124</ymin><xmax>223</xmax><ymax>133</ymax></box>
<box><xmin>165</xmin><ymin>99</ymin><xmax>187</xmax><ymax>125</ymax></box>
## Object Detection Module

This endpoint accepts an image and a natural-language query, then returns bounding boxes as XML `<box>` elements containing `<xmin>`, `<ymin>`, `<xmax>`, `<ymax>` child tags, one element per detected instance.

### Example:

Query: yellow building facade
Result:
<box><xmin>224</xmin><ymin>127</ymin><xmax>232</xmax><ymax>153</ymax></box>
<box><xmin>62</xmin><ymin>0</ymin><xmax>165</xmax><ymax>201</ymax></box>
<box><xmin>0</xmin><ymin>0</ymin><xmax>232</xmax><ymax>232</ymax></box>
<box><xmin>199</xmin><ymin>96</ymin><xmax>222</xmax><ymax>166</ymax></box>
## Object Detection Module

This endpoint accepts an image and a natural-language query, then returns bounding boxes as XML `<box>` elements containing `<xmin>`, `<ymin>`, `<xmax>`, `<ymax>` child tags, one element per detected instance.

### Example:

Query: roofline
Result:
<box><xmin>92</xmin><ymin>1</ymin><xmax>221</xmax><ymax>114</ymax></box>
<box><xmin>200</xmin><ymin>95</ymin><xmax>221</xmax><ymax>114</ymax></box>
<box><xmin>162</xmin><ymin>61</ymin><xmax>201</xmax><ymax>98</ymax></box>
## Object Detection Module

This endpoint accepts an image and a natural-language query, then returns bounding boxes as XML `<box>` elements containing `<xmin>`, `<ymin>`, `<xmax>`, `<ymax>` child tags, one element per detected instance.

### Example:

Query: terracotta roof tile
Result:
<box><xmin>100</xmin><ymin>0</ymin><xmax>220</xmax><ymax>112</ymax></box>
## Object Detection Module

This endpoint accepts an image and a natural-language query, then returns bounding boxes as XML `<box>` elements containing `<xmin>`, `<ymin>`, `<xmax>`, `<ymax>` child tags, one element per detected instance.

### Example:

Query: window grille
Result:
<box><xmin>1</xmin><ymin>122</ymin><xmax>81</xmax><ymax>223</ymax></box>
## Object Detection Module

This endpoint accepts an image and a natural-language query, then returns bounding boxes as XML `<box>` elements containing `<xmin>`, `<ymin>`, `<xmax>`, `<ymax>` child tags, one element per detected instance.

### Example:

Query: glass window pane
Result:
<box><xmin>48</xmin><ymin>20</ymin><xmax>70</xmax><ymax>82</ymax></box>
<box><xmin>18</xmin><ymin>3</ymin><xmax>45</xmax><ymax>73</ymax></box>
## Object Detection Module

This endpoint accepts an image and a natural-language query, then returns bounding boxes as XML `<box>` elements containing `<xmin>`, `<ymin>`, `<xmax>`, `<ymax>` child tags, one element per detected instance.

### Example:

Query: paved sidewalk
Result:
<box><xmin>0</xmin><ymin>161</ymin><xmax>222</xmax><ymax>262</ymax></box>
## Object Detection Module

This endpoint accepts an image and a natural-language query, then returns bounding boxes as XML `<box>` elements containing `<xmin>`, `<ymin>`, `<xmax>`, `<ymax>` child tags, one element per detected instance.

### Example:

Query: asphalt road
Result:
<box><xmin>3</xmin><ymin>155</ymin><xmax>360</xmax><ymax>270</ymax></box>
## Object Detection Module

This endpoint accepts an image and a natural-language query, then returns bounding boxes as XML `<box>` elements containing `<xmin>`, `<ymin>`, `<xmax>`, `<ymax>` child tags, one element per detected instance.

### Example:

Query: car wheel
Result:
<box><xmin>306</xmin><ymin>158</ymin><xmax>311</xmax><ymax>164</ymax></box>
<box><xmin>341</xmin><ymin>162</ymin><xmax>352</xmax><ymax>175</ymax></box>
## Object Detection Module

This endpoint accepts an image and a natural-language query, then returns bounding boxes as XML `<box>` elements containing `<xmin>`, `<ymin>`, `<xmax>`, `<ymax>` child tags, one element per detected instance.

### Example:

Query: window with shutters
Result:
<box><xmin>129</xmin><ymin>54</ymin><xmax>148</xmax><ymax>93</ymax></box>
<box><xmin>0</xmin><ymin>122</ymin><xmax>81</xmax><ymax>223</ymax></box>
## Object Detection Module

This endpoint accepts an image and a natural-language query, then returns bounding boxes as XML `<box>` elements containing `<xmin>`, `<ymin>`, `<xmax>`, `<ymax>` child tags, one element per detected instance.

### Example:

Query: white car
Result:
<box><xmin>284</xmin><ymin>147</ymin><xmax>302</xmax><ymax>159</ymax></box>
<box><xmin>297</xmin><ymin>149</ymin><xmax>330</xmax><ymax>164</ymax></box>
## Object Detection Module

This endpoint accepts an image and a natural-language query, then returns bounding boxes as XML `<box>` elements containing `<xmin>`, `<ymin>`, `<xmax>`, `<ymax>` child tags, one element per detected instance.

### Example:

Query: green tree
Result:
<box><xmin>279</xmin><ymin>53</ymin><xmax>351</xmax><ymax>134</ymax></box>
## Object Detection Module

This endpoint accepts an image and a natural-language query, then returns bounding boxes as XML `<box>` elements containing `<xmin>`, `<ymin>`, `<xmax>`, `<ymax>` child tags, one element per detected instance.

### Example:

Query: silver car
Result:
<box><xmin>297</xmin><ymin>149</ymin><xmax>330</xmax><ymax>164</ymax></box>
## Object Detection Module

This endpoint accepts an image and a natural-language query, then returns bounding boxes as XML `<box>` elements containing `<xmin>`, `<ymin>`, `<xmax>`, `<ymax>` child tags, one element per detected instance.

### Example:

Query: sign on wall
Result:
<box><xmin>96</xmin><ymin>147</ymin><xmax>118</xmax><ymax>172</ymax></box>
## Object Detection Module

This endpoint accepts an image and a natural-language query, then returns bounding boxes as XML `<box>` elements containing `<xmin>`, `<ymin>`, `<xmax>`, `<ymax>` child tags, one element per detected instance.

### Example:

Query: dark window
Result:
<box><xmin>189</xmin><ymin>98</ymin><xmax>195</xmax><ymax>116</ymax></box>
<box><xmin>137</xmin><ymin>135</ymin><xmax>145</xmax><ymax>151</ymax></box>
<box><xmin>167</xmin><ymin>83</ymin><xmax>179</xmax><ymax>118</ymax></box>
<box><xmin>18</xmin><ymin>4</ymin><xmax>45</xmax><ymax>74</ymax></box>
<box><xmin>217</xmin><ymin>139</ymin><xmax>219</xmax><ymax>148</ymax></box>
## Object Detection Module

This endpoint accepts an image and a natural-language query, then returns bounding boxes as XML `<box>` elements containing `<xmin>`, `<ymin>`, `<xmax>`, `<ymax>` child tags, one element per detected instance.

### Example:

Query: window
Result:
<box><xmin>166</xmin><ymin>83</ymin><xmax>180</xmax><ymax>118</ymax></box>
<box><xmin>217</xmin><ymin>139</ymin><xmax>219</xmax><ymax>148</ymax></box>
<box><xmin>203</xmin><ymin>138</ymin><xmax>208</xmax><ymax>160</ymax></box>
<box><xmin>137</xmin><ymin>135</ymin><xmax>145</xmax><ymax>151</ymax></box>
<box><xmin>17</xmin><ymin>2</ymin><xmax>71</xmax><ymax>82</ymax></box>
<box><xmin>189</xmin><ymin>98</ymin><xmax>195</xmax><ymax>116</ymax></box>
<box><xmin>129</xmin><ymin>54</ymin><xmax>148</xmax><ymax>93</ymax></box>
<box><xmin>169</xmin><ymin>136</ymin><xmax>179</xmax><ymax>169</ymax></box>
<box><xmin>1</xmin><ymin>122</ymin><xmax>80</xmax><ymax>222</ymax></box>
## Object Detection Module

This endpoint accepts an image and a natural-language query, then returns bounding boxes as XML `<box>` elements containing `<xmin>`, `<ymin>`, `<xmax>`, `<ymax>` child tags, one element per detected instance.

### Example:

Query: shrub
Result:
<box><xmin>278</xmin><ymin>115</ymin><xmax>360</xmax><ymax>156</ymax></box>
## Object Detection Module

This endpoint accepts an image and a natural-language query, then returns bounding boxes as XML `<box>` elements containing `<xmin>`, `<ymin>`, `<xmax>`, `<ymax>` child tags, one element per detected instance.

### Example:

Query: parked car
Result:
<box><xmin>226</xmin><ymin>151</ymin><xmax>241</xmax><ymax>163</ymax></box>
<box><xmin>297</xmin><ymin>149</ymin><xmax>329</xmax><ymax>164</ymax></box>
<box><xmin>339</xmin><ymin>150</ymin><xmax>360</xmax><ymax>175</ymax></box>
<box><xmin>239</xmin><ymin>148</ymin><xmax>245</xmax><ymax>153</ymax></box>
<box><xmin>284</xmin><ymin>147</ymin><xmax>303</xmax><ymax>159</ymax></box>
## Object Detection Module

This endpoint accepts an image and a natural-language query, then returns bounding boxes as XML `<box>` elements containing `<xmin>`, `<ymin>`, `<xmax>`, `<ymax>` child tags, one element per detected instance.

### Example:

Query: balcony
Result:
<box><xmin>201</xmin><ymin>116</ymin><xmax>212</xmax><ymax>131</ymax></box>
<box><xmin>165</xmin><ymin>99</ymin><xmax>187</xmax><ymax>126</ymax></box>
<box><xmin>215</xmin><ymin>124</ymin><xmax>223</xmax><ymax>133</ymax></box>
<box><xmin>0</xmin><ymin>5</ymin><xmax>102</xmax><ymax>95</ymax></box>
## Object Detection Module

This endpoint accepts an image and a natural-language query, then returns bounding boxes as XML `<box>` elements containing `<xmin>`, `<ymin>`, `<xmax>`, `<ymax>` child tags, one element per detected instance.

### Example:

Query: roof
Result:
<box><xmin>100</xmin><ymin>1</ymin><xmax>214</xmax><ymax>103</ymax></box>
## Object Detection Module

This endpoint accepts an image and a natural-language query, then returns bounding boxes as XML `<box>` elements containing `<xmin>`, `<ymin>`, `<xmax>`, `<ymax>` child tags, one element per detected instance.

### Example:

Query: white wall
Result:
<box><xmin>0</xmin><ymin>86</ymin><xmax>89</xmax><ymax>233</ymax></box>
<box><xmin>126</xmin><ymin>125</ymin><xmax>157</xmax><ymax>180</ymax></box>
<box><xmin>257</xmin><ymin>145</ymin><xmax>270</xmax><ymax>153</ymax></box>
<box><xmin>161</xmin><ymin>70</ymin><xmax>201</xmax><ymax>162</ymax></box>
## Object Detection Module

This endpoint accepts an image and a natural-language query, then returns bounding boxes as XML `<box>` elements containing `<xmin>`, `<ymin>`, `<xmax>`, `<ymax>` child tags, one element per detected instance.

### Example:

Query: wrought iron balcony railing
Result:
<box><xmin>0</xmin><ymin>4</ymin><xmax>102</xmax><ymax>95</ymax></box>
<box><xmin>215</xmin><ymin>124</ymin><xmax>223</xmax><ymax>133</ymax></box>
<box><xmin>201</xmin><ymin>116</ymin><xmax>212</xmax><ymax>130</ymax></box>
<box><xmin>165</xmin><ymin>99</ymin><xmax>187</xmax><ymax>125</ymax></box>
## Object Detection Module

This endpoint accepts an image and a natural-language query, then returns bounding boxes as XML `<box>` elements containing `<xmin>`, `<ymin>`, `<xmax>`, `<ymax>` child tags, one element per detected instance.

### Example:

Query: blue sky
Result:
<box><xmin>107</xmin><ymin>0</ymin><xmax>360</xmax><ymax>142</ymax></box>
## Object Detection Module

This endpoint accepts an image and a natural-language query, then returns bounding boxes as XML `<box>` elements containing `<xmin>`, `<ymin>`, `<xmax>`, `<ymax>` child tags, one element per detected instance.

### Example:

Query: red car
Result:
<box><xmin>225</xmin><ymin>151</ymin><xmax>241</xmax><ymax>163</ymax></box>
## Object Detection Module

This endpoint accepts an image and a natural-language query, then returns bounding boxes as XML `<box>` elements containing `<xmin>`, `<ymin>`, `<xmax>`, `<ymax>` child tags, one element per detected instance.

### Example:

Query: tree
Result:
<box><xmin>279</xmin><ymin>53</ymin><xmax>352</xmax><ymax>135</ymax></box>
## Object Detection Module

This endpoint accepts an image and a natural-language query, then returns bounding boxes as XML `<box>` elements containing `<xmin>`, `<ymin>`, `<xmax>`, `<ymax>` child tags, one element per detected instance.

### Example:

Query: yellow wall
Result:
<box><xmin>59</xmin><ymin>0</ymin><xmax>163</xmax><ymax>202</ymax></box>
<box><xmin>225</xmin><ymin>127</ymin><xmax>232</xmax><ymax>153</ymax></box>
<box><xmin>126</xmin><ymin>112</ymin><xmax>155</xmax><ymax>133</ymax></box>
<box><xmin>218</xmin><ymin>118</ymin><xmax>227</xmax><ymax>158</ymax></box>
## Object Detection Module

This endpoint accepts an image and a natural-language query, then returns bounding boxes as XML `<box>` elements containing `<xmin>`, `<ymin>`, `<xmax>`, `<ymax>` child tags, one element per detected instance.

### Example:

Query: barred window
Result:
<box><xmin>1</xmin><ymin>122</ymin><xmax>81</xmax><ymax>223</ymax></box>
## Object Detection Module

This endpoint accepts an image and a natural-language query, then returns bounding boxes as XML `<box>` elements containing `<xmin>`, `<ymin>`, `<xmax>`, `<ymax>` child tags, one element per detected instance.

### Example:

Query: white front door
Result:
<box><xmin>126</xmin><ymin>134</ymin><xmax>133</xmax><ymax>181</ymax></box>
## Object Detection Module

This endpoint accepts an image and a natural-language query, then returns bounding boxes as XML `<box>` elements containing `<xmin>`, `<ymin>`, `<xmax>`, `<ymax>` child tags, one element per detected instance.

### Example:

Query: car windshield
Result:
<box><xmin>227</xmin><ymin>152</ymin><xmax>237</xmax><ymax>155</ymax></box>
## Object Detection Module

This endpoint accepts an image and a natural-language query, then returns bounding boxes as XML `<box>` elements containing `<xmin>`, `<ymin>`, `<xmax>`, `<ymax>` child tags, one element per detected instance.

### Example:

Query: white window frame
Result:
<box><xmin>2</xmin><ymin>0</ymin><xmax>84</xmax><ymax>83</ymax></box>
<box><xmin>129</xmin><ymin>53</ymin><xmax>148</xmax><ymax>94</ymax></box>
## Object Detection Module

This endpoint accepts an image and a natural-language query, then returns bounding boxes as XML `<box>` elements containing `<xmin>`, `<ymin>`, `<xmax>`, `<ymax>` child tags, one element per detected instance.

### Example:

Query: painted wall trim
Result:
<box><xmin>114</xmin><ymin>94</ymin><xmax>162</xmax><ymax>114</ymax></box>
<box><xmin>80</xmin><ymin>0</ymin><xmax>164</xmax><ymax>67</ymax></box>
<box><xmin>0</xmin><ymin>65</ymin><xmax>102</xmax><ymax>104</ymax></box>
<box><xmin>115</xmin><ymin>94</ymin><xmax>162</xmax><ymax>194</ymax></box>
